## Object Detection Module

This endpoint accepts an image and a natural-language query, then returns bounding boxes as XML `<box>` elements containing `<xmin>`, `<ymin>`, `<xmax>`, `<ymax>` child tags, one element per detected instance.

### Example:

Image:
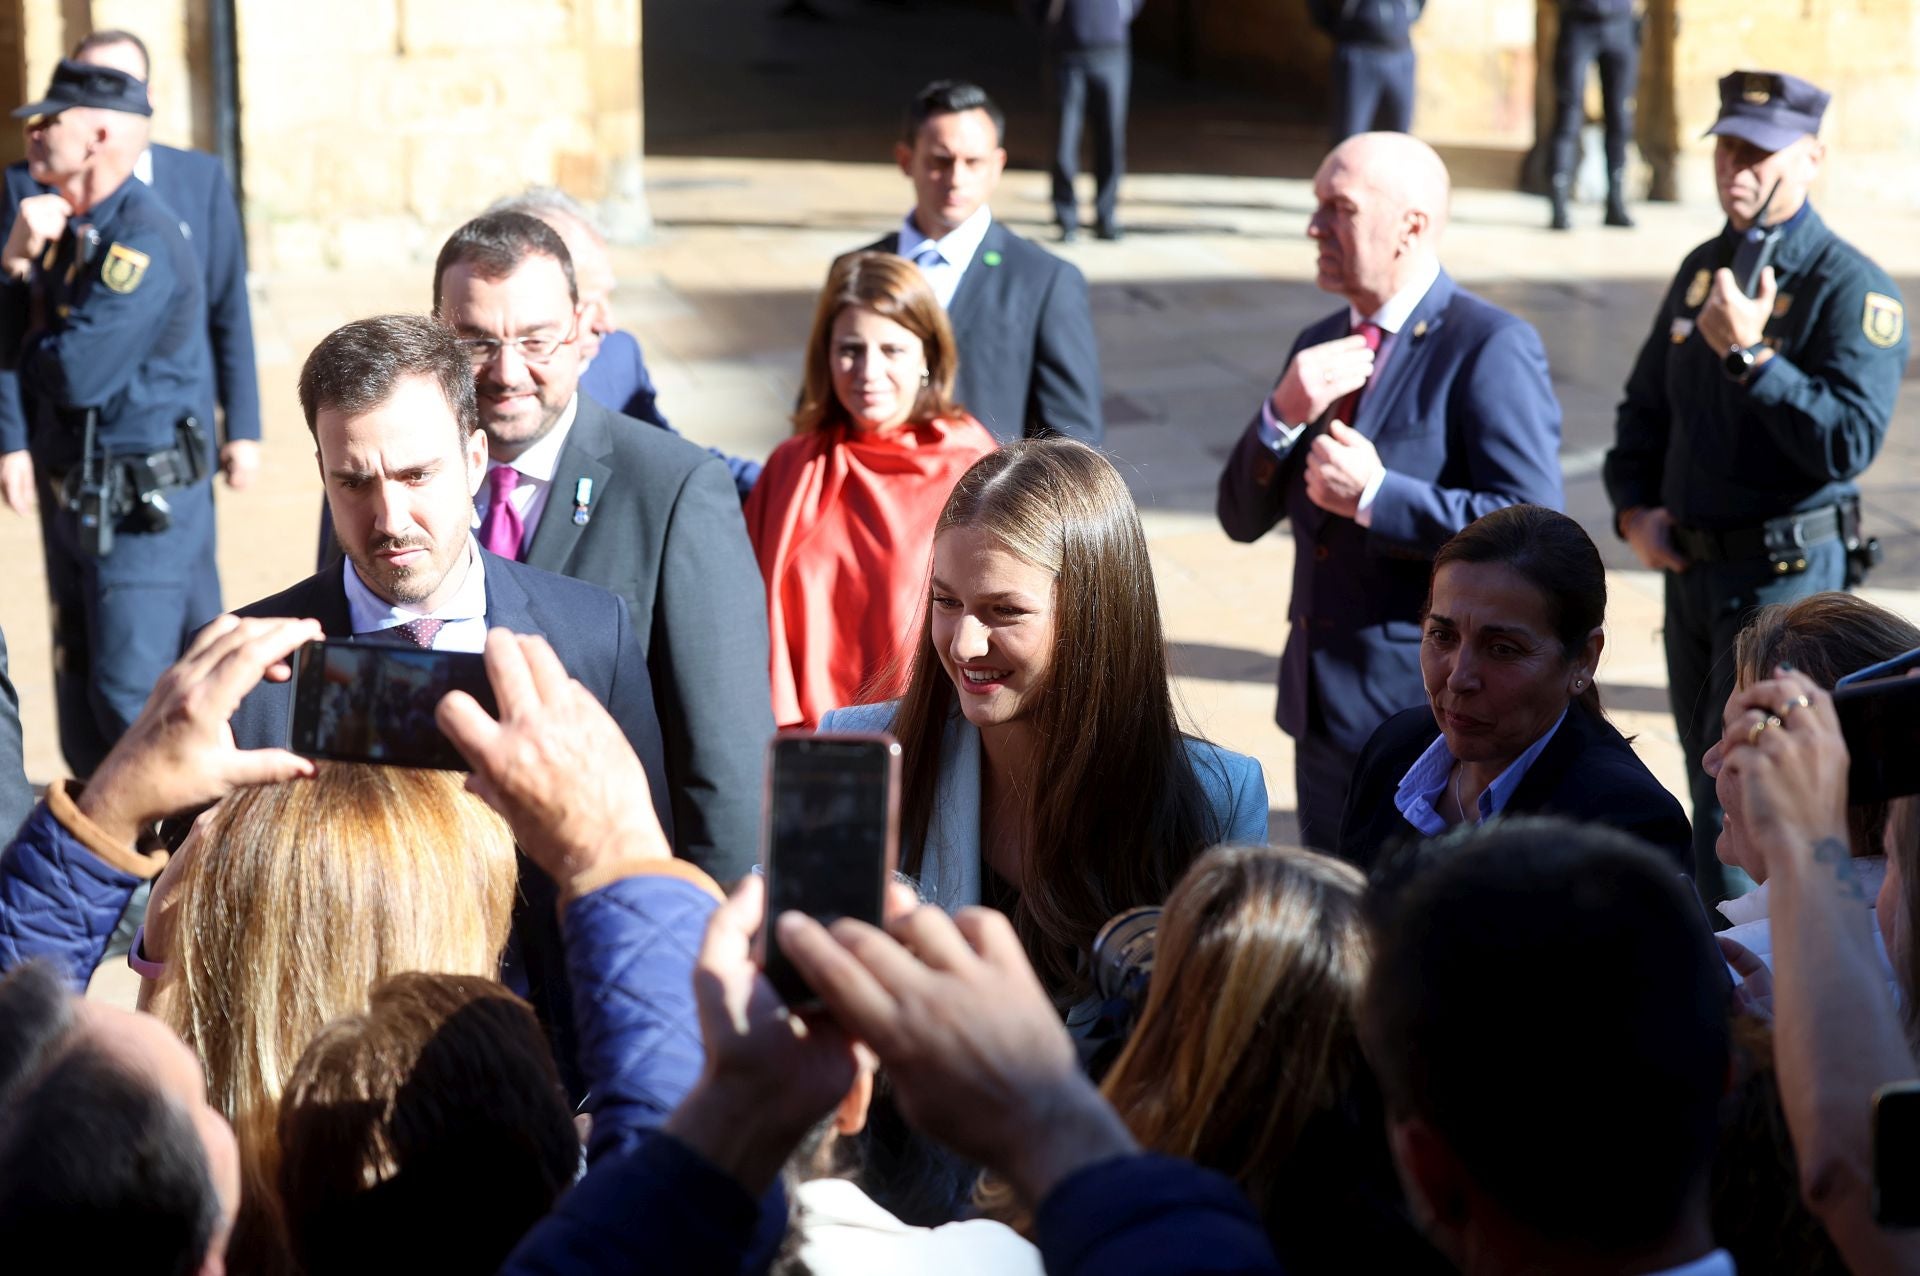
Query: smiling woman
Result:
<box><xmin>823</xmin><ymin>441</ymin><xmax>1270</xmax><ymax>1007</ymax></box>
<box><xmin>1338</xmin><ymin>504</ymin><xmax>1691</xmax><ymax>873</ymax></box>
<box><xmin>745</xmin><ymin>251</ymin><xmax>996</xmax><ymax>728</ymax></box>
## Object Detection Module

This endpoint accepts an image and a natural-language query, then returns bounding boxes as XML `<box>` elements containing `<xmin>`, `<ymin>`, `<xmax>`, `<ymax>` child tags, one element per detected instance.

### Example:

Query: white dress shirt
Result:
<box><xmin>474</xmin><ymin>393</ymin><xmax>580</xmax><ymax>554</ymax></box>
<box><xmin>343</xmin><ymin>536</ymin><xmax>490</xmax><ymax>652</ymax></box>
<box><xmin>794</xmin><ymin>1178</ymin><xmax>1043</xmax><ymax>1276</ymax></box>
<box><xmin>1255</xmin><ymin>253</ymin><xmax>1443</xmax><ymax>526</ymax></box>
<box><xmin>896</xmin><ymin>205</ymin><xmax>993</xmax><ymax>311</ymax></box>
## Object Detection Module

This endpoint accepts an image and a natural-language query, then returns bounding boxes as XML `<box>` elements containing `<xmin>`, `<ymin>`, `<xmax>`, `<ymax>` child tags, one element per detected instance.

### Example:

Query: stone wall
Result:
<box><xmin>5</xmin><ymin>0</ymin><xmax>648</xmax><ymax>270</ymax></box>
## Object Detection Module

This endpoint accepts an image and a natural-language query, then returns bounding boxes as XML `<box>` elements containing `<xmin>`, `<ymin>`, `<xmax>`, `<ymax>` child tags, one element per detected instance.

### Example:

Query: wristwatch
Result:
<box><xmin>1723</xmin><ymin>341</ymin><xmax>1767</xmax><ymax>383</ymax></box>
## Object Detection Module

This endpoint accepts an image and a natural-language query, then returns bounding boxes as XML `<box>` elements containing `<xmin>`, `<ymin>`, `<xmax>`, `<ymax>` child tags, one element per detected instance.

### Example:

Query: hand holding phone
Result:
<box><xmin>760</xmin><ymin>732</ymin><xmax>901</xmax><ymax>1009</ymax></box>
<box><xmin>289</xmin><ymin>639</ymin><xmax>495</xmax><ymax>771</ymax></box>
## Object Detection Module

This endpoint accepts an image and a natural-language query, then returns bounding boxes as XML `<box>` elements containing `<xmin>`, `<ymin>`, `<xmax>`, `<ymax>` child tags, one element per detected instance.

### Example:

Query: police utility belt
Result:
<box><xmin>1671</xmin><ymin>499</ymin><xmax>1882</xmax><ymax>586</ymax></box>
<box><xmin>55</xmin><ymin>411</ymin><xmax>209</xmax><ymax>559</ymax></box>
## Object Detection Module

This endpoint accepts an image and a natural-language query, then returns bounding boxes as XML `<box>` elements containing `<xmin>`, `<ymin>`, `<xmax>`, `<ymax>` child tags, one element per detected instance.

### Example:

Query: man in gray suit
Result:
<box><xmin>434</xmin><ymin>212</ymin><xmax>772</xmax><ymax>877</ymax></box>
<box><xmin>856</xmin><ymin>80</ymin><xmax>1103</xmax><ymax>445</ymax></box>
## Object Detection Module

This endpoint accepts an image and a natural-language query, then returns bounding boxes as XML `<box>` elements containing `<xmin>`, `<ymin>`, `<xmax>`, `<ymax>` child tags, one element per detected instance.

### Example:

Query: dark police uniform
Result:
<box><xmin>1308</xmin><ymin>0</ymin><xmax>1424</xmax><ymax>143</ymax></box>
<box><xmin>0</xmin><ymin>63</ymin><xmax>216</xmax><ymax>776</ymax></box>
<box><xmin>1547</xmin><ymin>0</ymin><xmax>1640</xmax><ymax>228</ymax></box>
<box><xmin>1604</xmin><ymin>72</ymin><xmax>1906</xmax><ymax>903</ymax></box>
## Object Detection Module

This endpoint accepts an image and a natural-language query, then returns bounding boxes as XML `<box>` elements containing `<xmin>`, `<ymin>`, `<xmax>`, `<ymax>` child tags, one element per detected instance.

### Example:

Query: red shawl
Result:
<box><xmin>746</xmin><ymin>415</ymin><xmax>998</xmax><ymax>728</ymax></box>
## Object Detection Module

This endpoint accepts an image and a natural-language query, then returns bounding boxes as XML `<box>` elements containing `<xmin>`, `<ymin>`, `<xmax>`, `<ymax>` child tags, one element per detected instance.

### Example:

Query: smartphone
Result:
<box><xmin>1836</xmin><ymin>645</ymin><xmax>1920</xmax><ymax>689</ymax></box>
<box><xmin>287</xmin><ymin>639</ymin><xmax>496</xmax><ymax>771</ymax></box>
<box><xmin>1834</xmin><ymin>673</ymin><xmax>1920</xmax><ymax>804</ymax></box>
<box><xmin>760</xmin><ymin>732</ymin><xmax>901</xmax><ymax>1009</ymax></box>
<box><xmin>1873</xmin><ymin>1081</ymin><xmax>1920</xmax><ymax>1226</ymax></box>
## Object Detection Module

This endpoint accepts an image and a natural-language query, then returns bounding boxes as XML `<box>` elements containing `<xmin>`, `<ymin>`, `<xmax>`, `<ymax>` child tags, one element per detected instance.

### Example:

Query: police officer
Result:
<box><xmin>0</xmin><ymin>61</ymin><xmax>214</xmax><ymax>776</ymax></box>
<box><xmin>1307</xmin><ymin>0</ymin><xmax>1425</xmax><ymax>144</ymax></box>
<box><xmin>1604</xmin><ymin>71</ymin><xmax>1906</xmax><ymax>904</ymax></box>
<box><xmin>1546</xmin><ymin>0</ymin><xmax>1641</xmax><ymax>230</ymax></box>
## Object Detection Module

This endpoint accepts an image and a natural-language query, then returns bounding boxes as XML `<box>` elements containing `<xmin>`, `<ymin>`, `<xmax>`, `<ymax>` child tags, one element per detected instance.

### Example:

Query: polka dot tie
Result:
<box><xmin>391</xmin><ymin>617</ymin><xmax>445</xmax><ymax>649</ymax></box>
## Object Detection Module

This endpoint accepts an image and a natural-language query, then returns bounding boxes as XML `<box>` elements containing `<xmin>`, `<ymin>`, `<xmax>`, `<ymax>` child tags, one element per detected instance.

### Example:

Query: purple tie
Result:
<box><xmin>392</xmin><ymin>617</ymin><xmax>445</xmax><ymax>649</ymax></box>
<box><xmin>479</xmin><ymin>465</ymin><xmax>524</xmax><ymax>560</ymax></box>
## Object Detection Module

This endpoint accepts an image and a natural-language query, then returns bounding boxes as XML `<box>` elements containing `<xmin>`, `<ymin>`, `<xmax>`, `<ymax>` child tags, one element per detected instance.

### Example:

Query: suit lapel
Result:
<box><xmin>480</xmin><ymin>552</ymin><xmax>539</xmax><ymax>634</ymax></box>
<box><xmin>1504</xmin><ymin>703</ymin><xmax>1591</xmax><ymax>814</ymax></box>
<box><xmin>945</xmin><ymin>219</ymin><xmax>1005</xmax><ymax>333</ymax></box>
<box><xmin>1356</xmin><ymin>270</ymin><xmax>1455</xmax><ymax>441</ymax></box>
<box><xmin>523</xmin><ymin>400</ymin><xmax>613</xmax><ymax>574</ymax></box>
<box><xmin>313</xmin><ymin>565</ymin><xmax>355</xmax><ymax>637</ymax></box>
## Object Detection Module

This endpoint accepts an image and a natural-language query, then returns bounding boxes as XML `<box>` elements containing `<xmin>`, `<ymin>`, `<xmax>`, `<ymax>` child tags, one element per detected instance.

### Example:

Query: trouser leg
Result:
<box><xmin>1331</xmin><ymin>45</ymin><xmax>1380</xmax><ymax>143</ymax></box>
<box><xmin>1051</xmin><ymin>53</ymin><xmax>1089</xmax><ymax>231</ymax></box>
<box><xmin>1549</xmin><ymin>20</ymin><xmax>1594</xmax><ymax>182</ymax></box>
<box><xmin>1375</xmin><ymin>47</ymin><xmax>1415</xmax><ymax>132</ymax></box>
<box><xmin>1292</xmin><ymin>716</ymin><xmax>1360</xmax><ymax>853</ymax></box>
<box><xmin>1088</xmin><ymin>47</ymin><xmax>1129</xmax><ymax>231</ymax></box>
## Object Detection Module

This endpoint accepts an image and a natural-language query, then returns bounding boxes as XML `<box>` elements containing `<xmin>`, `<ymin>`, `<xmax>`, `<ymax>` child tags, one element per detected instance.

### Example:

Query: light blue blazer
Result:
<box><xmin>821</xmin><ymin>701</ymin><xmax>1270</xmax><ymax>911</ymax></box>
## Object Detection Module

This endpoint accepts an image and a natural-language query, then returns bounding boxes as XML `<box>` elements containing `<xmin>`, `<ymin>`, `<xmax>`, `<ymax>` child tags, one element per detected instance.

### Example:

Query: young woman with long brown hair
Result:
<box><xmin>823</xmin><ymin>440</ymin><xmax>1267</xmax><ymax>1005</ymax></box>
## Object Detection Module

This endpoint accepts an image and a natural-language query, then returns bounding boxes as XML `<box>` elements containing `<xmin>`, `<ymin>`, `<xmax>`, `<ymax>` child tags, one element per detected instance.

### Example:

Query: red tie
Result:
<box><xmin>1330</xmin><ymin>320</ymin><xmax>1384</xmax><ymax>429</ymax></box>
<box><xmin>392</xmin><ymin>617</ymin><xmax>445</xmax><ymax>649</ymax></box>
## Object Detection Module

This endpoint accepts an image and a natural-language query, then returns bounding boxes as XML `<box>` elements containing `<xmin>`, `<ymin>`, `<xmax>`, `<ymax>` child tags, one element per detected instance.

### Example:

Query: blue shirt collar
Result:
<box><xmin>1394</xmin><ymin>707</ymin><xmax>1570</xmax><ymax>837</ymax></box>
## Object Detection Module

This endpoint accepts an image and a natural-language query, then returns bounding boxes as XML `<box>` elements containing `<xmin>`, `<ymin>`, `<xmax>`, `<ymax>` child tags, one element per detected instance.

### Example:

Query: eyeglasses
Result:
<box><xmin>455</xmin><ymin>321</ymin><xmax>578</xmax><ymax>366</ymax></box>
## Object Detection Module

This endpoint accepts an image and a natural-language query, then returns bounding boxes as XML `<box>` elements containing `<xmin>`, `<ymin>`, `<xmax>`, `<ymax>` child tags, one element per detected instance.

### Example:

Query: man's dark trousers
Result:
<box><xmin>1664</xmin><ymin>540</ymin><xmax>1843</xmax><ymax>905</ymax></box>
<box><xmin>1332</xmin><ymin>44</ymin><xmax>1415</xmax><ymax>141</ymax></box>
<box><xmin>1051</xmin><ymin>45</ymin><xmax>1130</xmax><ymax>233</ymax></box>
<box><xmin>1549</xmin><ymin>14</ymin><xmax>1639</xmax><ymax>178</ymax></box>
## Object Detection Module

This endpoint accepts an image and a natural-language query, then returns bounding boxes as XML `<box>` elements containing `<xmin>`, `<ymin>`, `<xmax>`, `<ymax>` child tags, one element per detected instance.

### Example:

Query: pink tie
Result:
<box><xmin>1331</xmin><ymin>320</ymin><xmax>1384</xmax><ymax>428</ymax></box>
<box><xmin>479</xmin><ymin>465</ymin><xmax>524</xmax><ymax>560</ymax></box>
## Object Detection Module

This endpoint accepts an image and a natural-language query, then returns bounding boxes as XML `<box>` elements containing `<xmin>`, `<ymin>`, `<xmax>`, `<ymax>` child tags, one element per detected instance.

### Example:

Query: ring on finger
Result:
<box><xmin>1746</xmin><ymin>714</ymin><xmax>1782</xmax><ymax>747</ymax></box>
<box><xmin>1777</xmin><ymin>693</ymin><xmax>1811</xmax><ymax>722</ymax></box>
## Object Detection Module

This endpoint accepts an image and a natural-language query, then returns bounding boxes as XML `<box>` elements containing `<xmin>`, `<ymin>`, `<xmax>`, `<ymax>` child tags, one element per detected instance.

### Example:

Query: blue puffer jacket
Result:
<box><xmin>0</xmin><ymin>792</ymin><xmax>150</xmax><ymax>988</ymax></box>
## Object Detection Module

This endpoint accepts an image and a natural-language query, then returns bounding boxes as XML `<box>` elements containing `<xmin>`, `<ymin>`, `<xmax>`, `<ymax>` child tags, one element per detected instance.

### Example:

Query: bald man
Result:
<box><xmin>1217</xmin><ymin>133</ymin><xmax>1564</xmax><ymax>853</ymax></box>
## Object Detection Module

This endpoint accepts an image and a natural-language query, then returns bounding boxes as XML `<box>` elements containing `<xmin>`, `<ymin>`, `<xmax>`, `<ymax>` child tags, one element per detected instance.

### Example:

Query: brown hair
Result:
<box><xmin>1734</xmin><ymin>592</ymin><xmax>1920</xmax><ymax>859</ymax></box>
<box><xmin>432</xmin><ymin>210</ymin><xmax>578</xmax><ymax>311</ymax></box>
<box><xmin>792</xmin><ymin>252</ymin><xmax>958</xmax><ymax>435</ymax></box>
<box><xmin>1103</xmin><ymin>845</ymin><xmax>1370</xmax><ymax>1199</ymax></box>
<box><xmin>299</xmin><ymin>314</ymin><xmax>479</xmax><ymax>442</ymax></box>
<box><xmin>277</xmin><ymin>973</ymin><xmax>578</xmax><ymax>1275</ymax></box>
<box><xmin>888</xmin><ymin>440</ymin><xmax>1223</xmax><ymax>997</ymax></box>
<box><xmin>152</xmin><ymin>765</ymin><xmax>516</xmax><ymax>1273</ymax></box>
<box><xmin>1428</xmin><ymin>504</ymin><xmax>1608</xmax><ymax>718</ymax></box>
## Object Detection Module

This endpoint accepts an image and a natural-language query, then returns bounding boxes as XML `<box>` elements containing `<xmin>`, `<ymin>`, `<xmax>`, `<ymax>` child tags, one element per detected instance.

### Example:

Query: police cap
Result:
<box><xmin>12</xmin><ymin>59</ymin><xmax>151</xmax><ymax>120</ymax></box>
<box><xmin>1703</xmin><ymin>70</ymin><xmax>1828</xmax><ymax>152</ymax></box>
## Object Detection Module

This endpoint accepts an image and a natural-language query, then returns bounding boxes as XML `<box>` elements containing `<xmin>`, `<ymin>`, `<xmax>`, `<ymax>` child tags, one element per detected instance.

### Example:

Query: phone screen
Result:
<box><xmin>761</xmin><ymin>732</ymin><xmax>900</xmax><ymax>1008</ymax></box>
<box><xmin>288</xmin><ymin>639</ymin><xmax>496</xmax><ymax>771</ymax></box>
<box><xmin>1835</xmin><ymin>675</ymin><xmax>1920</xmax><ymax>804</ymax></box>
<box><xmin>1874</xmin><ymin>1082</ymin><xmax>1920</xmax><ymax>1226</ymax></box>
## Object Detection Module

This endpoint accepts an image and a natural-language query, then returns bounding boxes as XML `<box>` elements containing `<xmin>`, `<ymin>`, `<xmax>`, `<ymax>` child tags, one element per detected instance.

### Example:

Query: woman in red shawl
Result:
<box><xmin>747</xmin><ymin>252</ymin><xmax>996</xmax><ymax>728</ymax></box>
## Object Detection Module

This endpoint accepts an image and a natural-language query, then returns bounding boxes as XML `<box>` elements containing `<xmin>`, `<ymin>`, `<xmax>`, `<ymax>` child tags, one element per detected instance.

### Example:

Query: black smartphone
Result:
<box><xmin>1873</xmin><ymin>1081</ymin><xmax>1920</xmax><ymax>1226</ymax></box>
<box><xmin>760</xmin><ymin>732</ymin><xmax>901</xmax><ymax>1009</ymax></box>
<box><xmin>1834</xmin><ymin>673</ymin><xmax>1920</xmax><ymax>805</ymax></box>
<box><xmin>287</xmin><ymin>639</ymin><xmax>496</xmax><ymax>771</ymax></box>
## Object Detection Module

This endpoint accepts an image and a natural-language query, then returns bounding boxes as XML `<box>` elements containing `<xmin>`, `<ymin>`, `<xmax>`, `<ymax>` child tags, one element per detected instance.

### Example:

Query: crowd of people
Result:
<box><xmin>0</xmin><ymin>16</ymin><xmax>1915</xmax><ymax>1276</ymax></box>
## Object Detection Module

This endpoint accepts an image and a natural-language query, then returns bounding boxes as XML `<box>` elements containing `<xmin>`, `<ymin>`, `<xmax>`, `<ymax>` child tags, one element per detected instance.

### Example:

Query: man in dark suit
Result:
<box><xmin>854</xmin><ymin>80</ymin><xmax>1102</xmax><ymax>445</ymax></box>
<box><xmin>228</xmin><ymin>314</ymin><xmax>670</xmax><ymax>1096</ymax></box>
<box><xmin>432</xmin><ymin>211</ymin><xmax>772</xmax><ymax>878</ymax></box>
<box><xmin>0</xmin><ymin>627</ymin><xmax>31</xmax><ymax>841</ymax></box>
<box><xmin>1216</xmin><ymin>132</ymin><xmax>1562</xmax><ymax>850</ymax></box>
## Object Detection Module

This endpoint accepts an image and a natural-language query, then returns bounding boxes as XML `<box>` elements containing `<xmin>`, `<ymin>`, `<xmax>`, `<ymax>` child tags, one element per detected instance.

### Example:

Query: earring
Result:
<box><xmin>1572</xmin><ymin>677</ymin><xmax>1585</xmax><ymax>691</ymax></box>
<box><xmin>920</xmin><ymin>368</ymin><xmax>931</xmax><ymax>387</ymax></box>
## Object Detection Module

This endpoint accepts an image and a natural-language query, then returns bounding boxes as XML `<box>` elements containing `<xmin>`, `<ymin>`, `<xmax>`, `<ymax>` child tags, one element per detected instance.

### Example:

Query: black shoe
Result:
<box><xmin>1548</xmin><ymin>176</ymin><xmax>1572</xmax><ymax>232</ymax></box>
<box><xmin>1605</xmin><ymin>171</ymin><xmax>1635</xmax><ymax>228</ymax></box>
<box><xmin>1095</xmin><ymin>222</ymin><xmax>1122</xmax><ymax>241</ymax></box>
<box><xmin>1057</xmin><ymin>224</ymin><xmax>1080</xmax><ymax>243</ymax></box>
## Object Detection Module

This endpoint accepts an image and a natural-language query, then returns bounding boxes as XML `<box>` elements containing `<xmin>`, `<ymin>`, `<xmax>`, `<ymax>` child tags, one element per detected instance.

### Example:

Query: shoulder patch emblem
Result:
<box><xmin>100</xmin><ymin>242</ymin><xmax>150</xmax><ymax>294</ymax></box>
<box><xmin>1863</xmin><ymin>292</ymin><xmax>1904</xmax><ymax>349</ymax></box>
<box><xmin>1684</xmin><ymin>268</ymin><xmax>1711</xmax><ymax>309</ymax></box>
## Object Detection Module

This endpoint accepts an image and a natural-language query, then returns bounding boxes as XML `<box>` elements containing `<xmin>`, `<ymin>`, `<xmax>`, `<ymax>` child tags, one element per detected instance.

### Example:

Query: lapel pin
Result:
<box><xmin>982</xmin><ymin>250</ymin><xmax>1002</xmax><ymax>267</ymax></box>
<box><xmin>1411</xmin><ymin>320</ymin><xmax>1429</xmax><ymax>340</ymax></box>
<box><xmin>572</xmin><ymin>477</ymin><xmax>593</xmax><ymax>526</ymax></box>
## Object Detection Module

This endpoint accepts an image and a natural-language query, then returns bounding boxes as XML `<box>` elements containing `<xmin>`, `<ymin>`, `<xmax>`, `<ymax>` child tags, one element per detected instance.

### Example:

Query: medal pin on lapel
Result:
<box><xmin>982</xmin><ymin>250</ymin><xmax>1002</xmax><ymax>267</ymax></box>
<box><xmin>573</xmin><ymin>477</ymin><xmax>593</xmax><ymax>526</ymax></box>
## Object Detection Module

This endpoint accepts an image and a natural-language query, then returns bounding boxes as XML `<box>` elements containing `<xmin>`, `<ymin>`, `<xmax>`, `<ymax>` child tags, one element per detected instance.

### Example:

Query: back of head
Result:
<box><xmin>1736</xmin><ymin>592</ymin><xmax>1920</xmax><ymax>859</ymax></box>
<box><xmin>1362</xmin><ymin>818</ymin><xmax>1729</xmax><ymax>1256</ymax></box>
<box><xmin>0</xmin><ymin>1045</ymin><xmax>219</xmax><ymax>1276</ymax></box>
<box><xmin>794</xmin><ymin>250</ymin><xmax>957</xmax><ymax>434</ymax></box>
<box><xmin>157</xmin><ymin>763</ymin><xmax>516</xmax><ymax>1265</ymax></box>
<box><xmin>1431</xmin><ymin>504</ymin><xmax>1608</xmax><ymax>717</ymax></box>
<box><xmin>903</xmin><ymin>78</ymin><xmax>1005</xmax><ymax>146</ymax></box>
<box><xmin>893</xmin><ymin>440</ymin><xmax>1213</xmax><ymax>996</ymax></box>
<box><xmin>278</xmin><ymin>973</ymin><xmax>578</xmax><ymax>1276</ymax></box>
<box><xmin>1102</xmin><ymin>845</ymin><xmax>1370</xmax><ymax>1197</ymax></box>
<box><xmin>299</xmin><ymin>313</ymin><xmax>478</xmax><ymax>441</ymax></box>
<box><xmin>0</xmin><ymin>961</ymin><xmax>76</xmax><ymax>1108</ymax></box>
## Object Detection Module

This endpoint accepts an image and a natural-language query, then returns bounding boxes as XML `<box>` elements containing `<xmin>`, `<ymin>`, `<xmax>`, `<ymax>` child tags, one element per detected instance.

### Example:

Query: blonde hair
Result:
<box><xmin>154</xmin><ymin>764</ymin><xmax>516</xmax><ymax>1271</ymax></box>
